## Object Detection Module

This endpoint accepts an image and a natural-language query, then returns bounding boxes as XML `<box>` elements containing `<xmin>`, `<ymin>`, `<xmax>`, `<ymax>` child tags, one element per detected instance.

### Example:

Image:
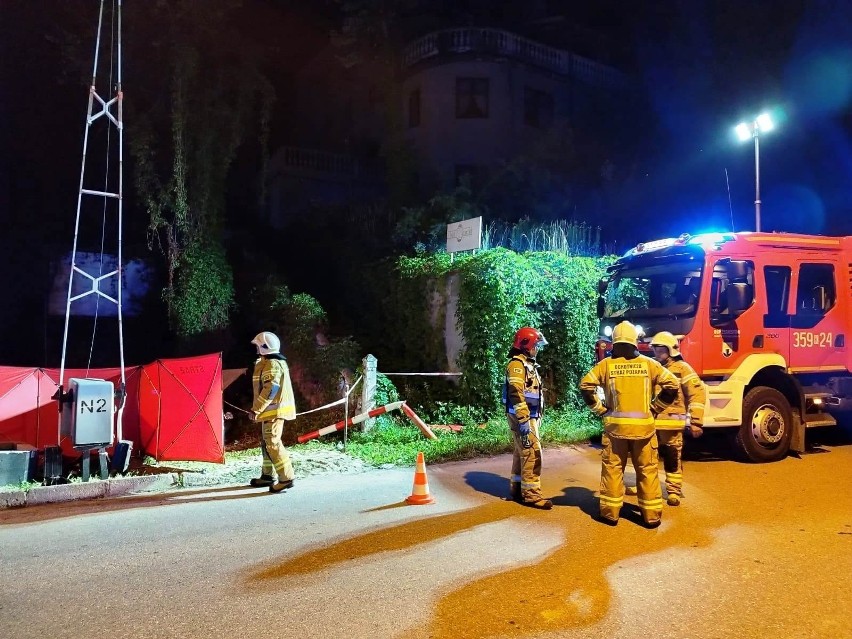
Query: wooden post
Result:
<box><xmin>361</xmin><ymin>354</ymin><xmax>378</xmax><ymax>431</ymax></box>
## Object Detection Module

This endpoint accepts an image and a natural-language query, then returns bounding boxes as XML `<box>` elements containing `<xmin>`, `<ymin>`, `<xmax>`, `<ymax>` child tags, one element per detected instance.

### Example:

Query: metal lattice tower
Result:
<box><xmin>58</xmin><ymin>0</ymin><xmax>127</xmax><ymax>445</ymax></box>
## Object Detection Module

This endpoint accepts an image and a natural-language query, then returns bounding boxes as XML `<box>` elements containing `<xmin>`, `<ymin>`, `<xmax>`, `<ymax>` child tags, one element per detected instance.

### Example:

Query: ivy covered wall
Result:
<box><xmin>374</xmin><ymin>248</ymin><xmax>613</xmax><ymax>416</ymax></box>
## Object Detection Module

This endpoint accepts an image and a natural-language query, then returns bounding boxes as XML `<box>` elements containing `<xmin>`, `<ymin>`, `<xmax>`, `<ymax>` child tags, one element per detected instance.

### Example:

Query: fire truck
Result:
<box><xmin>595</xmin><ymin>232</ymin><xmax>852</xmax><ymax>462</ymax></box>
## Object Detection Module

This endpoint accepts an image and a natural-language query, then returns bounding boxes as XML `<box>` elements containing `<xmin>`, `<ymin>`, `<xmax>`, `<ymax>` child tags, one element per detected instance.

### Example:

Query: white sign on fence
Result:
<box><xmin>446</xmin><ymin>216</ymin><xmax>482</xmax><ymax>253</ymax></box>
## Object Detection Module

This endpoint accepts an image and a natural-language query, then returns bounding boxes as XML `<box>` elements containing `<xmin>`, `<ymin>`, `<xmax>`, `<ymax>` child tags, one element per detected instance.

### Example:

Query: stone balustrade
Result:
<box><xmin>402</xmin><ymin>28</ymin><xmax>624</xmax><ymax>90</ymax></box>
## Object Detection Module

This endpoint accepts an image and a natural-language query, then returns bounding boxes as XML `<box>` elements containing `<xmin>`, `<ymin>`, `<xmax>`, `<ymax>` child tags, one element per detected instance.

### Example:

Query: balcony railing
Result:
<box><xmin>402</xmin><ymin>28</ymin><xmax>624</xmax><ymax>90</ymax></box>
<box><xmin>274</xmin><ymin>146</ymin><xmax>356</xmax><ymax>175</ymax></box>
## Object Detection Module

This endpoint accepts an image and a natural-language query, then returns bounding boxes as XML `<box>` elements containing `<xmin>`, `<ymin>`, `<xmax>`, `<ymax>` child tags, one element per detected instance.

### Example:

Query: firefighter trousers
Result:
<box><xmin>508</xmin><ymin>416</ymin><xmax>543</xmax><ymax>503</ymax></box>
<box><xmin>260</xmin><ymin>418</ymin><xmax>295</xmax><ymax>481</ymax></box>
<box><xmin>658</xmin><ymin>429</ymin><xmax>684</xmax><ymax>497</ymax></box>
<box><xmin>600</xmin><ymin>433</ymin><xmax>663</xmax><ymax>525</ymax></box>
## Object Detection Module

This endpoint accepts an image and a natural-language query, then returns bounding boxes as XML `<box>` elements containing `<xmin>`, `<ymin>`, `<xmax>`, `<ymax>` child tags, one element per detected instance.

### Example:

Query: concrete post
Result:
<box><xmin>361</xmin><ymin>354</ymin><xmax>378</xmax><ymax>431</ymax></box>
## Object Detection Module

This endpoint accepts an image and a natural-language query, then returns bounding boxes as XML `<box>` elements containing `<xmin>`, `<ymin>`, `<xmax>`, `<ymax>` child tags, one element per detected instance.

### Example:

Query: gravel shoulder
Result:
<box><xmin>140</xmin><ymin>446</ymin><xmax>376</xmax><ymax>488</ymax></box>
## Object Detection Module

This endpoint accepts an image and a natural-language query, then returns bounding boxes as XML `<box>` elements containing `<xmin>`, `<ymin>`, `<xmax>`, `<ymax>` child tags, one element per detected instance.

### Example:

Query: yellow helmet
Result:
<box><xmin>612</xmin><ymin>321</ymin><xmax>638</xmax><ymax>346</ymax></box>
<box><xmin>650</xmin><ymin>331</ymin><xmax>680</xmax><ymax>357</ymax></box>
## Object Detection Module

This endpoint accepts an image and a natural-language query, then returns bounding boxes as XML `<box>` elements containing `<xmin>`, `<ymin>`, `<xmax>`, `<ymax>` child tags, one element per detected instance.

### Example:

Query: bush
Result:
<box><xmin>382</xmin><ymin>247</ymin><xmax>614</xmax><ymax>416</ymax></box>
<box><xmin>343</xmin><ymin>404</ymin><xmax>600</xmax><ymax>466</ymax></box>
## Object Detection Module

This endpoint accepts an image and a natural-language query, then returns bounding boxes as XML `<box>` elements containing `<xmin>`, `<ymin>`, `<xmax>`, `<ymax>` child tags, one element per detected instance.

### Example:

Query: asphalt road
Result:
<box><xmin>2</xmin><ymin>429</ymin><xmax>851</xmax><ymax>639</ymax></box>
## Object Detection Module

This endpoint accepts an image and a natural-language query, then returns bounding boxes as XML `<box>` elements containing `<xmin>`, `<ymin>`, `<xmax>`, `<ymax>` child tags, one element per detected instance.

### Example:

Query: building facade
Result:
<box><xmin>400</xmin><ymin>28</ymin><xmax>628</xmax><ymax>192</ymax></box>
<box><xmin>266</xmin><ymin>22</ymin><xmax>631</xmax><ymax>225</ymax></box>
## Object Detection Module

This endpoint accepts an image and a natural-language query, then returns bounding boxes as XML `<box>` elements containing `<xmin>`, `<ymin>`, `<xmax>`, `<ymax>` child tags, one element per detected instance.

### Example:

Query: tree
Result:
<box><xmin>333</xmin><ymin>0</ymin><xmax>422</xmax><ymax>209</ymax></box>
<box><xmin>127</xmin><ymin>0</ymin><xmax>274</xmax><ymax>337</ymax></box>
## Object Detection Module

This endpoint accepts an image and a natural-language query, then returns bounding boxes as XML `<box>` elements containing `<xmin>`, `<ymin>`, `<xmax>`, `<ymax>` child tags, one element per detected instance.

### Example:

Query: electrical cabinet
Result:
<box><xmin>0</xmin><ymin>449</ymin><xmax>36</xmax><ymax>485</ymax></box>
<box><xmin>62</xmin><ymin>378</ymin><xmax>115</xmax><ymax>447</ymax></box>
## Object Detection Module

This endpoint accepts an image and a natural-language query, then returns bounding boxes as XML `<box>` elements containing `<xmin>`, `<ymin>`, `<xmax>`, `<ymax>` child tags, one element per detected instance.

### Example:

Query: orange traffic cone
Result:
<box><xmin>406</xmin><ymin>451</ymin><xmax>435</xmax><ymax>505</ymax></box>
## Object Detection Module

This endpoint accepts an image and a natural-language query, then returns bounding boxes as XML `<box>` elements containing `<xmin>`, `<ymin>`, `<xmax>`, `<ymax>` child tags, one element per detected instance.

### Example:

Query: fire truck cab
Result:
<box><xmin>595</xmin><ymin>232</ymin><xmax>852</xmax><ymax>462</ymax></box>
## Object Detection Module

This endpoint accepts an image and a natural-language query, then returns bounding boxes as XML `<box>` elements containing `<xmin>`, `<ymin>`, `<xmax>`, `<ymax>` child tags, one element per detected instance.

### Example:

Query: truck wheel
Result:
<box><xmin>734</xmin><ymin>386</ymin><xmax>793</xmax><ymax>462</ymax></box>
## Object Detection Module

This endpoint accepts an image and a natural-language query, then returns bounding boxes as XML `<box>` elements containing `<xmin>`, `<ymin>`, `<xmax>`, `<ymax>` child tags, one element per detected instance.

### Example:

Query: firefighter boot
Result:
<box><xmin>667</xmin><ymin>493</ymin><xmax>681</xmax><ymax>506</ymax></box>
<box><xmin>269</xmin><ymin>479</ymin><xmax>295</xmax><ymax>493</ymax></box>
<box><xmin>250</xmin><ymin>474</ymin><xmax>274</xmax><ymax>488</ymax></box>
<box><xmin>509</xmin><ymin>483</ymin><xmax>522</xmax><ymax>503</ymax></box>
<box><xmin>525</xmin><ymin>498</ymin><xmax>553</xmax><ymax>510</ymax></box>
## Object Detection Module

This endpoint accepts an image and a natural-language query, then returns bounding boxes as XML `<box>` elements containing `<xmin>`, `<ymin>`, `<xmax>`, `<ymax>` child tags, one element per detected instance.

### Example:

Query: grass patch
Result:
<box><xmin>344</xmin><ymin>405</ymin><xmax>600</xmax><ymax>466</ymax></box>
<box><xmin>129</xmin><ymin>407</ymin><xmax>602</xmax><ymax>473</ymax></box>
<box><xmin>0</xmin><ymin>479</ymin><xmax>42</xmax><ymax>492</ymax></box>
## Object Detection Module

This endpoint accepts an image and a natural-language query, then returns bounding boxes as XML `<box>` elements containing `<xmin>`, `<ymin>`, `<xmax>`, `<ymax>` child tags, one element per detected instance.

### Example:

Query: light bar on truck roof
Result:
<box><xmin>687</xmin><ymin>232</ymin><xmax>735</xmax><ymax>247</ymax></box>
<box><xmin>626</xmin><ymin>232</ymin><xmax>735</xmax><ymax>257</ymax></box>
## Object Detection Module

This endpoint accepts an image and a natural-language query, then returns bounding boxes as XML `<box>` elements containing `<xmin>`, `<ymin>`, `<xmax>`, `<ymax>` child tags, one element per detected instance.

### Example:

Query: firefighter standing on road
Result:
<box><xmin>580</xmin><ymin>321</ymin><xmax>679</xmax><ymax>527</ymax></box>
<box><xmin>649</xmin><ymin>331</ymin><xmax>705</xmax><ymax>506</ymax></box>
<box><xmin>249</xmin><ymin>331</ymin><xmax>297</xmax><ymax>494</ymax></box>
<box><xmin>505</xmin><ymin>327</ymin><xmax>552</xmax><ymax>510</ymax></box>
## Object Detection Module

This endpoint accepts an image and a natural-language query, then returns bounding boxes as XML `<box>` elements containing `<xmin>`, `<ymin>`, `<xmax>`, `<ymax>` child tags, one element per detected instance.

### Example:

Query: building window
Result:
<box><xmin>763</xmin><ymin>265</ymin><xmax>791</xmax><ymax>328</ymax></box>
<box><xmin>455</xmin><ymin>164</ymin><xmax>485</xmax><ymax>189</ymax></box>
<box><xmin>796</xmin><ymin>264</ymin><xmax>835</xmax><ymax>315</ymax></box>
<box><xmin>456</xmin><ymin>78</ymin><xmax>489</xmax><ymax>119</ymax></box>
<box><xmin>408</xmin><ymin>88</ymin><xmax>421</xmax><ymax>128</ymax></box>
<box><xmin>791</xmin><ymin>263</ymin><xmax>836</xmax><ymax>329</ymax></box>
<box><xmin>524</xmin><ymin>87</ymin><xmax>554</xmax><ymax>128</ymax></box>
<box><xmin>368</xmin><ymin>84</ymin><xmax>382</xmax><ymax>105</ymax></box>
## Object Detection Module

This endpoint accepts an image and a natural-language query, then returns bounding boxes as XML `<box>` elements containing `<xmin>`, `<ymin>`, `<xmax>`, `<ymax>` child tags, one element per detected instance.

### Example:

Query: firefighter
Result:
<box><xmin>504</xmin><ymin>327</ymin><xmax>552</xmax><ymax>510</ymax></box>
<box><xmin>649</xmin><ymin>331</ymin><xmax>705</xmax><ymax>506</ymax></box>
<box><xmin>249</xmin><ymin>331</ymin><xmax>297</xmax><ymax>493</ymax></box>
<box><xmin>580</xmin><ymin>321</ymin><xmax>679</xmax><ymax>527</ymax></box>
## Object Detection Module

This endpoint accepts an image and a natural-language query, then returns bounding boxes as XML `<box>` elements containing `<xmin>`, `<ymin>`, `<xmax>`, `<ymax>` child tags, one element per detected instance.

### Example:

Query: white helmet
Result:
<box><xmin>612</xmin><ymin>321</ymin><xmax>638</xmax><ymax>346</ymax></box>
<box><xmin>650</xmin><ymin>331</ymin><xmax>680</xmax><ymax>357</ymax></box>
<box><xmin>251</xmin><ymin>331</ymin><xmax>280</xmax><ymax>355</ymax></box>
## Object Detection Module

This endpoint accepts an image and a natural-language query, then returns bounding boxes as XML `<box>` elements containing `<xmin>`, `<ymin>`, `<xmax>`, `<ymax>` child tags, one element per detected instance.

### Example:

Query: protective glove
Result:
<box><xmin>684</xmin><ymin>416</ymin><xmax>703</xmax><ymax>438</ymax></box>
<box><xmin>518</xmin><ymin>420</ymin><xmax>533</xmax><ymax>449</ymax></box>
<box><xmin>686</xmin><ymin>423</ymin><xmax>704</xmax><ymax>438</ymax></box>
<box><xmin>250</xmin><ymin>411</ymin><xmax>259</xmax><ymax>422</ymax></box>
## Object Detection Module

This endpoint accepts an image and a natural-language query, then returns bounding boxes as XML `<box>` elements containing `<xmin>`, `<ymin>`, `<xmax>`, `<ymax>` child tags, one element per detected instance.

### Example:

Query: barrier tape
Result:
<box><xmin>224</xmin><ymin>396</ymin><xmax>346</xmax><ymax>417</ymax></box>
<box><xmin>224</xmin><ymin>375</ymin><xmax>362</xmax><ymax>418</ymax></box>
<box><xmin>401</xmin><ymin>402</ymin><xmax>438</xmax><ymax>441</ymax></box>
<box><xmin>298</xmin><ymin>401</ymin><xmax>405</xmax><ymax>443</ymax></box>
<box><xmin>380</xmin><ymin>372</ymin><xmax>462</xmax><ymax>376</ymax></box>
<box><xmin>297</xmin><ymin>400</ymin><xmax>438</xmax><ymax>443</ymax></box>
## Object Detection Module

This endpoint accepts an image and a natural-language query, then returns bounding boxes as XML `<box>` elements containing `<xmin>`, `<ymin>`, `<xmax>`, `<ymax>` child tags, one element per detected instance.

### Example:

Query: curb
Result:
<box><xmin>0</xmin><ymin>474</ymin><xmax>181</xmax><ymax>509</ymax></box>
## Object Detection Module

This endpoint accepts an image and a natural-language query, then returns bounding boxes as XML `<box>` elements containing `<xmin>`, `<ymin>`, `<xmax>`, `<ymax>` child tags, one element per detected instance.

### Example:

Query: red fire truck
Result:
<box><xmin>595</xmin><ymin>232</ymin><xmax>851</xmax><ymax>462</ymax></box>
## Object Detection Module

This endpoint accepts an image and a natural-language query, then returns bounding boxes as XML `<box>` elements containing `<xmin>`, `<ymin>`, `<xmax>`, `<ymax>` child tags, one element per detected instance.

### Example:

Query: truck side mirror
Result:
<box><xmin>727</xmin><ymin>283</ymin><xmax>754</xmax><ymax>314</ymax></box>
<box><xmin>597</xmin><ymin>297</ymin><xmax>605</xmax><ymax>318</ymax></box>
<box><xmin>724</xmin><ymin>260</ymin><xmax>750</xmax><ymax>281</ymax></box>
<box><xmin>597</xmin><ymin>277</ymin><xmax>609</xmax><ymax>296</ymax></box>
<box><xmin>813</xmin><ymin>285</ymin><xmax>827</xmax><ymax>312</ymax></box>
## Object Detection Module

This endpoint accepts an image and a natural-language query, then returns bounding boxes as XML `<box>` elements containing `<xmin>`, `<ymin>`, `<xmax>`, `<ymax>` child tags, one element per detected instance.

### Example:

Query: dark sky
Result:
<box><xmin>624</xmin><ymin>1</ymin><xmax>852</xmax><ymax>241</ymax></box>
<box><xmin>0</xmin><ymin>0</ymin><xmax>850</xmax><ymax>366</ymax></box>
<box><xmin>1</xmin><ymin>0</ymin><xmax>851</xmax><ymax>245</ymax></box>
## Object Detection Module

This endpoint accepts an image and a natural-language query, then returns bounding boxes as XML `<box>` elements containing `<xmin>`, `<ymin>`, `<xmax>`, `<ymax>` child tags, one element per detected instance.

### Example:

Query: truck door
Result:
<box><xmin>789</xmin><ymin>262</ymin><xmax>847</xmax><ymax>372</ymax></box>
<box><xmin>761</xmin><ymin>265</ymin><xmax>792</xmax><ymax>363</ymax></box>
<box><xmin>704</xmin><ymin>259</ymin><xmax>758</xmax><ymax>375</ymax></box>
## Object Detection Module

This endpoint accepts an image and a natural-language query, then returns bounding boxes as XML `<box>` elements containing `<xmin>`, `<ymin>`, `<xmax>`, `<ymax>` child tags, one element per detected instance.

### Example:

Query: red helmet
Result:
<box><xmin>513</xmin><ymin>327</ymin><xmax>548</xmax><ymax>353</ymax></box>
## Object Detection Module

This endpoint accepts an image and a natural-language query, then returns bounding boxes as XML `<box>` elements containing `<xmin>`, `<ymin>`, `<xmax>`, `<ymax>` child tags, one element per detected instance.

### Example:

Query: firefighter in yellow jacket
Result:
<box><xmin>249</xmin><ymin>331</ymin><xmax>297</xmax><ymax>493</ymax></box>
<box><xmin>505</xmin><ymin>327</ymin><xmax>552</xmax><ymax>510</ymax></box>
<box><xmin>580</xmin><ymin>321</ymin><xmax>679</xmax><ymax>527</ymax></box>
<box><xmin>650</xmin><ymin>331</ymin><xmax>705</xmax><ymax>506</ymax></box>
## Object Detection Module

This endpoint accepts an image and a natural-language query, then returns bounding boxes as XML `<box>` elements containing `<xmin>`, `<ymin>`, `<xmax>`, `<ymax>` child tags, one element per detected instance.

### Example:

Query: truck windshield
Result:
<box><xmin>603</xmin><ymin>262</ymin><xmax>702</xmax><ymax>319</ymax></box>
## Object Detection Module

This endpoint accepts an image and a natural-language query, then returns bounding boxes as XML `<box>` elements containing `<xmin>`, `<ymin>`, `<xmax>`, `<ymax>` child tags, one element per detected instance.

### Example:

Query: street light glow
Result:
<box><xmin>735</xmin><ymin>122</ymin><xmax>752</xmax><ymax>141</ymax></box>
<box><xmin>734</xmin><ymin>110</ymin><xmax>779</xmax><ymax>232</ymax></box>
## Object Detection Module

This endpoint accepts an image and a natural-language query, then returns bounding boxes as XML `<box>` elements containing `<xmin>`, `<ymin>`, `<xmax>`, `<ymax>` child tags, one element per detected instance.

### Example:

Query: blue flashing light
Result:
<box><xmin>687</xmin><ymin>232</ymin><xmax>735</xmax><ymax>250</ymax></box>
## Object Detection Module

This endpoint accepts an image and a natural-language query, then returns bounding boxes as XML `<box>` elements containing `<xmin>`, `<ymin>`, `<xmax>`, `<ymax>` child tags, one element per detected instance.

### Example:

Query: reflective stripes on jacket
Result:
<box><xmin>654</xmin><ymin>359</ymin><xmax>706</xmax><ymax>429</ymax></box>
<box><xmin>579</xmin><ymin>354</ymin><xmax>679</xmax><ymax>439</ymax></box>
<box><xmin>503</xmin><ymin>354</ymin><xmax>542</xmax><ymax>422</ymax></box>
<box><xmin>252</xmin><ymin>357</ymin><xmax>297</xmax><ymax>421</ymax></box>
